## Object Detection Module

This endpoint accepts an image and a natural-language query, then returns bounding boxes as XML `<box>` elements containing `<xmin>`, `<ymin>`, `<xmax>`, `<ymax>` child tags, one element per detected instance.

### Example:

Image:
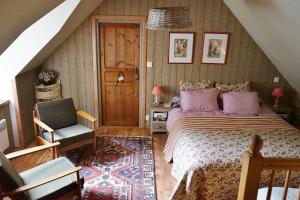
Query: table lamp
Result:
<box><xmin>152</xmin><ymin>86</ymin><xmax>163</xmax><ymax>105</ymax></box>
<box><xmin>271</xmin><ymin>87</ymin><xmax>283</xmax><ymax>108</ymax></box>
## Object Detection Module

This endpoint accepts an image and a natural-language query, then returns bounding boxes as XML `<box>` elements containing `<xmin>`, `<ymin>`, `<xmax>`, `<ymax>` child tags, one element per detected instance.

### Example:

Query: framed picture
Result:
<box><xmin>153</xmin><ymin>111</ymin><xmax>168</xmax><ymax>121</ymax></box>
<box><xmin>168</xmin><ymin>32</ymin><xmax>195</xmax><ymax>64</ymax></box>
<box><xmin>201</xmin><ymin>32</ymin><xmax>230</xmax><ymax>64</ymax></box>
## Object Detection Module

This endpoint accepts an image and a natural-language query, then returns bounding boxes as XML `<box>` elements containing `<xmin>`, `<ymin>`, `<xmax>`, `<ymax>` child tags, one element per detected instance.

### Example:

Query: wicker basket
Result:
<box><xmin>35</xmin><ymin>81</ymin><xmax>62</xmax><ymax>102</ymax></box>
<box><xmin>147</xmin><ymin>7</ymin><xmax>193</xmax><ymax>30</ymax></box>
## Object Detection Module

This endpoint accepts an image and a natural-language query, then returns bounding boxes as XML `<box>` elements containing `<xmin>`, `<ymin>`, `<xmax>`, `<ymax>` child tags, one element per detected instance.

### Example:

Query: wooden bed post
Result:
<box><xmin>237</xmin><ymin>135</ymin><xmax>264</xmax><ymax>200</ymax></box>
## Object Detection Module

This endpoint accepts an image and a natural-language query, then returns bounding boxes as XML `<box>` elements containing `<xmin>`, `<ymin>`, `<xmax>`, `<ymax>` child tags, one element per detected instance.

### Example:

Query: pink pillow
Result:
<box><xmin>222</xmin><ymin>92</ymin><xmax>260</xmax><ymax>115</ymax></box>
<box><xmin>181</xmin><ymin>88</ymin><xmax>219</xmax><ymax>112</ymax></box>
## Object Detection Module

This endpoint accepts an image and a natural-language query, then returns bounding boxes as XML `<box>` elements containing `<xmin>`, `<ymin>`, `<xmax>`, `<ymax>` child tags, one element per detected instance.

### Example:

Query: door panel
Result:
<box><xmin>104</xmin><ymin>26</ymin><xmax>116</xmax><ymax>68</ymax></box>
<box><xmin>100</xmin><ymin>23</ymin><xmax>139</xmax><ymax>126</ymax></box>
<box><xmin>104</xmin><ymin>71</ymin><xmax>135</xmax><ymax>83</ymax></box>
<box><xmin>124</xmin><ymin>28</ymin><xmax>137</xmax><ymax>68</ymax></box>
<box><xmin>116</xmin><ymin>28</ymin><xmax>125</xmax><ymax>68</ymax></box>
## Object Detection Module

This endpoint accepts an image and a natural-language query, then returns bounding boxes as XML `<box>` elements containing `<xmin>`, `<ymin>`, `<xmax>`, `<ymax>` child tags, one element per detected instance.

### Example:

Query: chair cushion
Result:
<box><xmin>42</xmin><ymin>124</ymin><xmax>93</xmax><ymax>147</ymax></box>
<box><xmin>35</xmin><ymin>98</ymin><xmax>78</xmax><ymax>130</ymax></box>
<box><xmin>0</xmin><ymin>119</ymin><xmax>7</xmax><ymax>132</ymax></box>
<box><xmin>0</xmin><ymin>119</ymin><xmax>9</xmax><ymax>151</ymax></box>
<box><xmin>20</xmin><ymin>157</ymin><xmax>78</xmax><ymax>200</ymax></box>
<box><xmin>0</xmin><ymin>151</ymin><xmax>24</xmax><ymax>191</ymax></box>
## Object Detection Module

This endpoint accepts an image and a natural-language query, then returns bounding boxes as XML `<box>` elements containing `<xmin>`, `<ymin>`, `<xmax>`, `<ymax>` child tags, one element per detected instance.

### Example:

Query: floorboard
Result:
<box><xmin>11</xmin><ymin>127</ymin><xmax>176</xmax><ymax>200</ymax></box>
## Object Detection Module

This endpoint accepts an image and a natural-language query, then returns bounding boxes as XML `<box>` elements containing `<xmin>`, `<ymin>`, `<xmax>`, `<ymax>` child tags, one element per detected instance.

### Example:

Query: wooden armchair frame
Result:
<box><xmin>237</xmin><ymin>135</ymin><xmax>300</xmax><ymax>200</ymax></box>
<box><xmin>33</xmin><ymin>109</ymin><xmax>97</xmax><ymax>158</ymax></box>
<box><xmin>0</xmin><ymin>142</ymin><xmax>82</xmax><ymax>200</ymax></box>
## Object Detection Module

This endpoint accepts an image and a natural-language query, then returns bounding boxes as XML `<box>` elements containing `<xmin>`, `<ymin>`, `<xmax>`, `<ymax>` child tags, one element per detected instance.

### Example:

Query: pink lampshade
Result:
<box><xmin>271</xmin><ymin>87</ymin><xmax>283</xmax><ymax>97</ymax></box>
<box><xmin>152</xmin><ymin>86</ymin><xmax>163</xmax><ymax>95</ymax></box>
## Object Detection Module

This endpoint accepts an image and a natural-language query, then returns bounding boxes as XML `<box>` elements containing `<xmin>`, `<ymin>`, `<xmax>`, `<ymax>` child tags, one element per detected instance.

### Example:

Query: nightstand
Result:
<box><xmin>150</xmin><ymin>105</ymin><xmax>171</xmax><ymax>134</ymax></box>
<box><xmin>267</xmin><ymin>105</ymin><xmax>293</xmax><ymax>122</ymax></box>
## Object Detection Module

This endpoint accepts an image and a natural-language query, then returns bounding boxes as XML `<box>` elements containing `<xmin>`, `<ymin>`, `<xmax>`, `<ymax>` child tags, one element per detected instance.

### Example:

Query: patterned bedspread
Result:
<box><xmin>163</xmin><ymin>116</ymin><xmax>300</xmax><ymax>200</ymax></box>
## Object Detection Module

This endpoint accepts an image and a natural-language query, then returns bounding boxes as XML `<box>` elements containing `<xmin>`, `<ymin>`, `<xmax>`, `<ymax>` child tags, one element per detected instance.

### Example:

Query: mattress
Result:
<box><xmin>166</xmin><ymin>106</ymin><xmax>277</xmax><ymax>131</ymax></box>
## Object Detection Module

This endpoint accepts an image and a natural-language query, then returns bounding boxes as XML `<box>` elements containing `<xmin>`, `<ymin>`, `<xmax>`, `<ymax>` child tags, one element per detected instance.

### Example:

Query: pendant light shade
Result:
<box><xmin>147</xmin><ymin>7</ymin><xmax>193</xmax><ymax>30</ymax></box>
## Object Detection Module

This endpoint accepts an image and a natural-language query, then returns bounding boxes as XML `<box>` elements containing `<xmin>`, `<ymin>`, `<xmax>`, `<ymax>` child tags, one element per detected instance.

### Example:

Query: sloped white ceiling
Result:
<box><xmin>20</xmin><ymin>0</ymin><xmax>104</xmax><ymax>73</ymax></box>
<box><xmin>223</xmin><ymin>0</ymin><xmax>300</xmax><ymax>92</ymax></box>
<box><xmin>0</xmin><ymin>0</ymin><xmax>82</xmax><ymax>82</ymax></box>
<box><xmin>0</xmin><ymin>0</ymin><xmax>64</xmax><ymax>54</ymax></box>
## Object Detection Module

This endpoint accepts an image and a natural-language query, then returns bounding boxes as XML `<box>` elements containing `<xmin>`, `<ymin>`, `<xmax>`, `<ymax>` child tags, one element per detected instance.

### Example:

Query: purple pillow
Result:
<box><xmin>181</xmin><ymin>88</ymin><xmax>219</xmax><ymax>112</ymax></box>
<box><xmin>222</xmin><ymin>92</ymin><xmax>260</xmax><ymax>115</ymax></box>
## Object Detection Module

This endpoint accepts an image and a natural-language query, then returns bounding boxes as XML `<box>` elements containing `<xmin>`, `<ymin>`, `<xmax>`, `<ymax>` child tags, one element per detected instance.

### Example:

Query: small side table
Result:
<box><xmin>267</xmin><ymin>104</ymin><xmax>293</xmax><ymax>123</ymax></box>
<box><xmin>150</xmin><ymin>105</ymin><xmax>171</xmax><ymax>134</ymax></box>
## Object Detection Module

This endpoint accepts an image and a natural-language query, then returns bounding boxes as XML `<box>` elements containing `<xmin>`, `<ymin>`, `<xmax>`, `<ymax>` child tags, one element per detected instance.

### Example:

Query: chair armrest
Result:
<box><xmin>6</xmin><ymin>142</ymin><xmax>60</xmax><ymax>160</ymax></box>
<box><xmin>76</xmin><ymin>110</ymin><xmax>96</xmax><ymax>122</ymax></box>
<box><xmin>33</xmin><ymin>117</ymin><xmax>54</xmax><ymax>133</ymax></box>
<box><xmin>4</xmin><ymin>166</ymin><xmax>82</xmax><ymax>197</ymax></box>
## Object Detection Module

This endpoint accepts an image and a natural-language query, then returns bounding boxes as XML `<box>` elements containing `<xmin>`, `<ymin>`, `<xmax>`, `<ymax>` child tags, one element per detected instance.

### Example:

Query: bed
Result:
<box><xmin>164</xmin><ymin>108</ymin><xmax>300</xmax><ymax>200</ymax></box>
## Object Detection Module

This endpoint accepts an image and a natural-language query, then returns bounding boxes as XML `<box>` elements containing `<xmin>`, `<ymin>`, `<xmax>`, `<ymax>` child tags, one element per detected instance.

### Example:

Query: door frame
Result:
<box><xmin>91</xmin><ymin>15</ymin><xmax>147</xmax><ymax>128</ymax></box>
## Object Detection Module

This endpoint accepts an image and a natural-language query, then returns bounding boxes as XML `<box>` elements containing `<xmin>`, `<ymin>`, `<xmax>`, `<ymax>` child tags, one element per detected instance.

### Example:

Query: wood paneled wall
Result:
<box><xmin>40</xmin><ymin>0</ymin><xmax>293</xmax><ymax>119</ymax></box>
<box><xmin>15</xmin><ymin>70</ymin><xmax>37</xmax><ymax>146</ymax></box>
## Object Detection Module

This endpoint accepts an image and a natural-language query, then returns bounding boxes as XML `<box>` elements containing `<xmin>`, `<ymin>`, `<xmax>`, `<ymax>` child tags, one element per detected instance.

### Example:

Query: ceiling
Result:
<box><xmin>1</xmin><ymin>0</ymin><xmax>299</xmax><ymax>93</ymax></box>
<box><xmin>21</xmin><ymin>0</ymin><xmax>104</xmax><ymax>73</ymax></box>
<box><xmin>0</xmin><ymin>0</ymin><xmax>104</xmax><ymax>76</ymax></box>
<box><xmin>0</xmin><ymin>0</ymin><xmax>64</xmax><ymax>54</ymax></box>
<box><xmin>224</xmin><ymin>0</ymin><xmax>300</xmax><ymax>92</ymax></box>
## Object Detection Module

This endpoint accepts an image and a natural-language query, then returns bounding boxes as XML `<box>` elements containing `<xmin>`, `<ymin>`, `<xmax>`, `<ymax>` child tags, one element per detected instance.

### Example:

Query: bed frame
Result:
<box><xmin>237</xmin><ymin>135</ymin><xmax>300</xmax><ymax>200</ymax></box>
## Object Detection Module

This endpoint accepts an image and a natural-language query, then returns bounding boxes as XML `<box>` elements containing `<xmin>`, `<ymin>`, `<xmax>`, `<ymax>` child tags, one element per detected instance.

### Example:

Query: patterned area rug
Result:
<box><xmin>66</xmin><ymin>136</ymin><xmax>156</xmax><ymax>200</ymax></box>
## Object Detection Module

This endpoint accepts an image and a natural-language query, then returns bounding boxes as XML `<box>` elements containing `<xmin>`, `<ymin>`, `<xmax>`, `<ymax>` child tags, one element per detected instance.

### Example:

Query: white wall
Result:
<box><xmin>0</xmin><ymin>0</ymin><xmax>80</xmax><ymax>146</ymax></box>
<box><xmin>223</xmin><ymin>0</ymin><xmax>300</xmax><ymax>92</ymax></box>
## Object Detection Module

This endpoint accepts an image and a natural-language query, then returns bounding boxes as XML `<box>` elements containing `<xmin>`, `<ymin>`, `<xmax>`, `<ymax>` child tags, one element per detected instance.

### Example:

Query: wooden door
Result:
<box><xmin>100</xmin><ymin>23</ymin><xmax>140</xmax><ymax>126</ymax></box>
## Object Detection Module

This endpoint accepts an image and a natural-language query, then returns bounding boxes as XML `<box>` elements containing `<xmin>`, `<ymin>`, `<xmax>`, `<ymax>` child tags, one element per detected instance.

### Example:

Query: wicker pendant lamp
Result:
<box><xmin>147</xmin><ymin>7</ymin><xmax>193</xmax><ymax>30</ymax></box>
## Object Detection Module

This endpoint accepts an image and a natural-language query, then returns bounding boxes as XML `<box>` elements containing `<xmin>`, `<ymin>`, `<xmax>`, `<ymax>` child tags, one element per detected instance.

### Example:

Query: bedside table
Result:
<box><xmin>267</xmin><ymin>105</ymin><xmax>293</xmax><ymax>122</ymax></box>
<box><xmin>150</xmin><ymin>105</ymin><xmax>171</xmax><ymax>134</ymax></box>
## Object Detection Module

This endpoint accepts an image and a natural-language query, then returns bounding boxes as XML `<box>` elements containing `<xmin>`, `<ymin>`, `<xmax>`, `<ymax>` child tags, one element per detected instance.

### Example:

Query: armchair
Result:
<box><xmin>33</xmin><ymin>98</ymin><xmax>96</xmax><ymax>158</ymax></box>
<box><xmin>0</xmin><ymin>142</ymin><xmax>83</xmax><ymax>200</ymax></box>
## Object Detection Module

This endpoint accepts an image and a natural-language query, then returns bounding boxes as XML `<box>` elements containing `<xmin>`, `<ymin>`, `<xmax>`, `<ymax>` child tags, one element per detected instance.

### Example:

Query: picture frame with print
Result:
<box><xmin>168</xmin><ymin>32</ymin><xmax>195</xmax><ymax>64</ymax></box>
<box><xmin>201</xmin><ymin>32</ymin><xmax>230</xmax><ymax>64</ymax></box>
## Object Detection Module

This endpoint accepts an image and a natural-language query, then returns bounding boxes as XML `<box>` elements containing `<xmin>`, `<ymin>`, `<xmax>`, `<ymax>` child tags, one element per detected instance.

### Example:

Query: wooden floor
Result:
<box><xmin>11</xmin><ymin>127</ymin><xmax>177</xmax><ymax>200</ymax></box>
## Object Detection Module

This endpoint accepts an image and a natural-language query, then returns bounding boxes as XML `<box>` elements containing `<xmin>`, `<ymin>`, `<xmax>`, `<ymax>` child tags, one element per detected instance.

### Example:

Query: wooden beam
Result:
<box><xmin>11</xmin><ymin>79</ymin><xmax>25</xmax><ymax>148</ymax></box>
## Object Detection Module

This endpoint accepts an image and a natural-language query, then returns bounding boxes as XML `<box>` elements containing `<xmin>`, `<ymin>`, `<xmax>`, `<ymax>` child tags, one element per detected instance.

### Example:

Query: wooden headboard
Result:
<box><xmin>237</xmin><ymin>135</ymin><xmax>300</xmax><ymax>200</ymax></box>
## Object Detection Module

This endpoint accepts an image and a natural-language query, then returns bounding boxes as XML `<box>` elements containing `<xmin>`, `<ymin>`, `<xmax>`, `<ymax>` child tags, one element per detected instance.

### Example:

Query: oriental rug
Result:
<box><xmin>66</xmin><ymin>136</ymin><xmax>156</xmax><ymax>200</ymax></box>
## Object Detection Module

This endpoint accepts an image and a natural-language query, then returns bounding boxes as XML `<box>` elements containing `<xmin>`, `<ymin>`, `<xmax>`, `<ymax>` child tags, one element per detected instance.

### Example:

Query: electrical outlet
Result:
<box><xmin>274</xmin><ymin>77</ymin><xmax>280</xmax><ymax>83</ymax></box>
<box><xmin>147</xmin><ymin>62</ymin><xmax>153</xmax><ymax>68</ymax></box>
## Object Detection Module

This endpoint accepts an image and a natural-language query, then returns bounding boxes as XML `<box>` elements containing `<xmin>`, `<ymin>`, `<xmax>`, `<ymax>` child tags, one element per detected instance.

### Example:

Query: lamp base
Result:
<box><xmin>153</xmin><ymin>95</ymin><xmax>160</xmax><ymax>105</ymax></box>
<box><xmin>273</xmin><ymin>97</ymin><xmax>279</xmax><ymax>108</ymax></box>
